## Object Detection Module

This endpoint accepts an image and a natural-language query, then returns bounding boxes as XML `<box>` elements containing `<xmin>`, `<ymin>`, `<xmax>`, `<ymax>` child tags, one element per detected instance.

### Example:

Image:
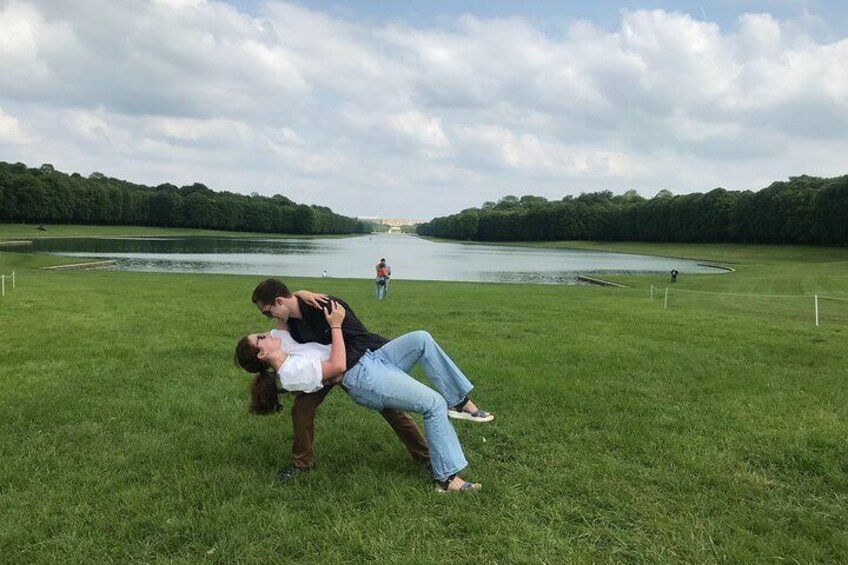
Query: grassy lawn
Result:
<box><xmin>1</xmin><ymin>230</ymin><xmax>847</xmax><ymax>563</ymax></box>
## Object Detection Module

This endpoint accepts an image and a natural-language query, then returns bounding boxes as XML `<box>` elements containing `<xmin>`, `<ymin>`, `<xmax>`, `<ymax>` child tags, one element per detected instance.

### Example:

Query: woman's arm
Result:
<box><xmin>320</xmin><ymin>301</ymin><xmax>347</xmax><ymax>381</ymax></box>
<box><xmin>293</xmin><ymin>289</ymin><xmax>329</xmax><ymax>309</ymax></box>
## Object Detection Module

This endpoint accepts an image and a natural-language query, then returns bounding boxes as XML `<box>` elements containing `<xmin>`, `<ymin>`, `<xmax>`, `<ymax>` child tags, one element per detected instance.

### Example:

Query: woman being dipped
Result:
<box><xmin>234</xmin><ymin>301</ymin><xmax>481</xmax><ymax>493</ymax></box>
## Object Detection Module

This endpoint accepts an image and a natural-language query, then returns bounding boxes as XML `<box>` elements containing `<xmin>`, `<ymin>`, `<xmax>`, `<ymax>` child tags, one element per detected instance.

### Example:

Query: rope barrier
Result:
<box><xmin>661</xmin><ymin>287</ymin><xmax>848</xmax><ymax>301</ymax></box>
<box><xmin>648</xmin><ymin>284</ymin><xmax>848</xmax><ymax>327</ymax></box>
<box><xmin>662</xmin><ymin>287</ymin><xmax>812</xmax><ymax>298</ymax></box>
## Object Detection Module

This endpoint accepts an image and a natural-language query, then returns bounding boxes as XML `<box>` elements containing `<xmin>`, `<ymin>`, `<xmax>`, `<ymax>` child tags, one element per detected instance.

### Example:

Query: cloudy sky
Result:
<box><xmin>1</xmin><ymin>1</ymin><xmax>847</xmax><ymax>220</ymax></box>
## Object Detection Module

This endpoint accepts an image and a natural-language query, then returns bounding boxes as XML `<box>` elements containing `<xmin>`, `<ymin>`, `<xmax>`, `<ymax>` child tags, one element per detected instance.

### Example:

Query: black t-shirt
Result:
<box><xmin>287</xmin><ymin>296</ymin><xmax>388</xmax><ymax>369</ymax></box>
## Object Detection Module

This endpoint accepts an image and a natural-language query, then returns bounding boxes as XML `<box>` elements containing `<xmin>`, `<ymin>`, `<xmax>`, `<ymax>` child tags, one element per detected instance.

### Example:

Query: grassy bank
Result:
<box><xmin>1</xmin><ymin>235</ymin><xmax>847</xmax><ymax>563</ymax></box>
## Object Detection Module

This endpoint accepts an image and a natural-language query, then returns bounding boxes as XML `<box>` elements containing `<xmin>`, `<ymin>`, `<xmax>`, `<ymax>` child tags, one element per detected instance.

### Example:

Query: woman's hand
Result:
<box><xmin>294</xmin><ymin>290</ymin><xmax>329</xmax><ymax>310</ymax></box>
<box><xmin>323</xmin><ymin>300</ymin><xmax>346</xmax><ymax>328</ymax></box>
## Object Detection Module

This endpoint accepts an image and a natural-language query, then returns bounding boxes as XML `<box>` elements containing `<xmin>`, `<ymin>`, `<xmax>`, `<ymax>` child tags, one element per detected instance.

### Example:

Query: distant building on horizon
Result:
<box><xmin>358</xmin><ymin>216</ymin><xmax>429</xmax><ymax>233</ymax></box>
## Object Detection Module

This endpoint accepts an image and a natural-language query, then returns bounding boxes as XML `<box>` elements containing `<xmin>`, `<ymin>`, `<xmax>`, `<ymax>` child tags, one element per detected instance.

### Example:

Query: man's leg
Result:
<box><xmin>379</xmin><ymin>409</ymin><xmax>430</xmax><ymax>464</ymax></box>
<box><xmin>290</xmin><ymin>385</ymin><xmax>334</xmax><ymax>469</ymax></box>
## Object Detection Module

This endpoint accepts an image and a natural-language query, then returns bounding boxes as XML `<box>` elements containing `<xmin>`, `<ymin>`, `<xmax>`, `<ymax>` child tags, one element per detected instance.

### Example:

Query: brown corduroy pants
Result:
<box><xmin>289</xmin><ymin>385</ymin><xmax>430</xmax><ymax>468</ymax></box>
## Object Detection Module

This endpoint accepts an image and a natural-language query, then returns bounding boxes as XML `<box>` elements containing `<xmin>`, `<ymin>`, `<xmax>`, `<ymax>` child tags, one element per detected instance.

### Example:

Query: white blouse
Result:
<box><xmin>270</xmin><ymin>329</ymin><xmax>331</xmax><ymax>394</ymax></box>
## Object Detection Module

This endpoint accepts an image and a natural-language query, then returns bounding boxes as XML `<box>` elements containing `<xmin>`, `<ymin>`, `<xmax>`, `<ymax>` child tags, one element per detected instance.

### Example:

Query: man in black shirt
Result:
<box><xmin>251</xmin><ymin>278</ymin><xmax>430</xmax><ymax>481</ymax></box>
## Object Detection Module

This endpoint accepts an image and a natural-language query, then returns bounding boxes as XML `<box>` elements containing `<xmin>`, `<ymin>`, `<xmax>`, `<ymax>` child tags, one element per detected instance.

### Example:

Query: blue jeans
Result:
<box><xmin>342</xmin><ymin>331</ymin><xmax>474</xmax><ymax>480</ymax></box>
<box><xmin>375</xmin><ymin>277</ymin><xmax>389</xmax><ymax>299</ymax></box>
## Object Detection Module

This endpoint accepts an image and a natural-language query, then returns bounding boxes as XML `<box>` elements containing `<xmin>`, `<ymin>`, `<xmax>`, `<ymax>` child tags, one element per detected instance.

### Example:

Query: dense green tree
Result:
<box><xmin>0</xmin><ymin>161</ymin><xmax>361</xmax><ymax>234</ymax></box>
<box><xmin>811</xmin><ymin>175</ymin><xmax>848</xmax><ymax>245</ymax></box>
<box><xmin>3</xmin><ymin>161</ymin><xmax>845</xmax><ymax>244</ymax></box>
<box><xmin>0</xmin><ymin>176</ymin><xmax>6</xmax><ymax>220</ymax></box>
<box><xmin>12</xmin><ymin>176</ymin><xmax>49</xmax><ymax>222</ymax></box>
<box><xmin>417</xmin><ymin>174</ymin><xmax>848</xmax><ymax>246</ymax></box>
<box><xmin>455</xmin><ymin>209</ymin><xmax>479</xmax><ymax>240</ymax></box>
<box><xmin>292</xmin><ymin>204</ymin><xmax>315</xmax><ymax>234</ymax></box>
<box><xmin>149</xmin><ymin>190</ymin><xmax>183</xmax><ymax>227</ymax></box>
<box><xmin>184</xmin><ymin>191</ymin><xmax>216</xmax><ymax>228</ymax></box>
<box><xmin>494</xmin><ymin>195</ymin><xmax>520</xmax><ymax>211</ymax></box>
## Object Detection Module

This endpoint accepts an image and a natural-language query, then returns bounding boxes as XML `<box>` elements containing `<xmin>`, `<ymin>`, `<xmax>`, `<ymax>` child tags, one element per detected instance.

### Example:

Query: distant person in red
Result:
<box><xmin>375</xmin><ymin>258</ymin><xmax>391</xmax><ymax>299</ymax></box>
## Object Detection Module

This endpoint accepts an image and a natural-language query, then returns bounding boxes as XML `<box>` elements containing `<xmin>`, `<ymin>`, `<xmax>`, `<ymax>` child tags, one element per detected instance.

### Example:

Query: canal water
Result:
<box><xmin>9</xmin><ymin>234</ymin><xmax>722</xmax><ymax>284</ymax></box>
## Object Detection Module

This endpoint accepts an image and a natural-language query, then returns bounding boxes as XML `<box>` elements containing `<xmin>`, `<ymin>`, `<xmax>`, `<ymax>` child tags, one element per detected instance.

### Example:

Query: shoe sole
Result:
<box><xmin>277</xmin><ymin>466</ymin><xmax>315</xmax><ymax>481</ymax></box>
<box><xmin>435</xmin><ymin>483</ymin><xmax>482</xmax><ymax>493</ymax></box>
<box><xmin>448</xmin><ymin>411</ymin><xmax>494</xmax><ymax>423</ymax></box>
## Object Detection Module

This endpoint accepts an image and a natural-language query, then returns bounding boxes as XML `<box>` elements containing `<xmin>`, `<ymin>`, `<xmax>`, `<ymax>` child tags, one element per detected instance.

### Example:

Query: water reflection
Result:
<box><xmin>10</xmin><ymin>235</ymin><xmax>723</xmax><ymax>285</ymax></box>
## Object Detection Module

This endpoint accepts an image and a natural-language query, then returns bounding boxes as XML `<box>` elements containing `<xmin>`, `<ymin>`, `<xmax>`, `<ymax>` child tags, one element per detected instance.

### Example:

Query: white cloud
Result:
<box><xmin>1</xmin><ymin>1</ymin><xmax>847</xmax><ymax>218</ymax></box>
<box><xmin>0</xmin><ymin>107</ymin><xmax>26</xmax><ymax>143</ymax></box>
<box><xmin>67</xmin><ymin>110</ymin><xmax>114</xmax><ymax>141</ymax></box>
<box><xmin>0</xmin><ymin>2</ymin><xmax>72</xmax><ymax>93</ymax></box>
<box><xmin>152</xmin><ymin>0</ymin><xmax>205</xmax><ymax>8</ymax></box>
<box><xmin>341</xmin><ymin>107</ymin><xmax>451</xmax><ymax>157</ymax></box>
<box><xmin>387</xmin><ymin>110</ymin><xmax>450</xmax><ymax>151</ymax></box>
<box><xmin>455</xmin><ymin>124</ymin><xmax>646</xmax><ymax>178</ymax></box>
<box><xmin>144</xmin><ymin>117</ymin><xmax>252</xmax><ymax>143</ymax></box>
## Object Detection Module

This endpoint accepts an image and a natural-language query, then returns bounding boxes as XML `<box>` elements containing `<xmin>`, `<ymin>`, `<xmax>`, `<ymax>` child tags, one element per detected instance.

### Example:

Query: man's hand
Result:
<box><xmin>324</xmin><ymin>374</ymin><xmax>345</xmax><ymax>386</ymax></box>
<box><xmin>294</xmin><ymin>290</ymin><xmax>329</xmax><ymax>309</ymax></box>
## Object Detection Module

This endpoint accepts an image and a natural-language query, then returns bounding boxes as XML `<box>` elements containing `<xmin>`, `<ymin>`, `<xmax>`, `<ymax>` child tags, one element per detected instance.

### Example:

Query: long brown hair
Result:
<box><xmin>234</xmin><ymin>336</ymin><xmax>282</xmax><ymax>415</ymax></box>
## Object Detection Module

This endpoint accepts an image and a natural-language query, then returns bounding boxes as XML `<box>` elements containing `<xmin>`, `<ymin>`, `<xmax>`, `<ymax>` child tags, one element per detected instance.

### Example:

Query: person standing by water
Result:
<box><xmin>375</xmin><ymin>258</ymin><xmax>391</xmax><ymax>299</ymax></box>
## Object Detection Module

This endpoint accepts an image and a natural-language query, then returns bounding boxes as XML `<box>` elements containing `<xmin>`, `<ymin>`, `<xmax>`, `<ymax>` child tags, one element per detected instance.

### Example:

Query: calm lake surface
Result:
<box><xmin>15</xmin><ymin>235</ymin><xmax>722</xmax><ymax>284</ymax></box>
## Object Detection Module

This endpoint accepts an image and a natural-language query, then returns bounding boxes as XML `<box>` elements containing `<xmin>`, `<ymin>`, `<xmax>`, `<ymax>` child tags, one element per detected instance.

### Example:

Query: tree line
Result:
<box><xmin>417</xmin><ymin>175</ymin><xmax>848</xmax><ymax>246</ymax></box>
<box><xmin>0</xmin><ymin>161</ymin><xmax>372</xmax><ymax>235</ymax></box>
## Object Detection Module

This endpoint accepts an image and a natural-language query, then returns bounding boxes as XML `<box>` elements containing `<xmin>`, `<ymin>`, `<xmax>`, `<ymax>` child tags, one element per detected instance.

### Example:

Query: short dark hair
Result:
<box><xmin>252</xmin><ymin>278</ymin><xmax>292</xmax><ymax>306</ymax></box>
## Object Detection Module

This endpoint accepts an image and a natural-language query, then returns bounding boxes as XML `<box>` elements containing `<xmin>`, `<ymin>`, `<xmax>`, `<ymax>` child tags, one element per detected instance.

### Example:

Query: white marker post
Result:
<box><xmin>12</xmin><ymin>271</ymin><xmax>15</xmax><ymax>289</ymax></box>
<box><xmin>650</xmin><ymin>284</ymin><xmax>654</xmax><ymax>300</ymax></box>
<box><xmin>664</xmin><ymin>287</ymin><xmax>669</xmax><ymax>310</ymax></box>
<box><xmin>815</xmin><ymin>295</ymin><xmax>819</xmax><ymax>327</ymax></box>
<box><xmin>1</xmin><ymin>274</ymin><xmax>4</xmax><ymax>297</ymax></box>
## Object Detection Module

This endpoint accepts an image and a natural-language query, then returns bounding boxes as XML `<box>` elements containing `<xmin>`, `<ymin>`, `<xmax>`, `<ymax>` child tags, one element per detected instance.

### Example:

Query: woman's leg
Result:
<box><xmin>343</xmin><ymin>358</ymin><xmax>468</xmax><ymax>480</ymax></box>
<box><xmin>376</xmin><ymin>331</ymin><xmax>473</xmax><ymax>408</ymax></box>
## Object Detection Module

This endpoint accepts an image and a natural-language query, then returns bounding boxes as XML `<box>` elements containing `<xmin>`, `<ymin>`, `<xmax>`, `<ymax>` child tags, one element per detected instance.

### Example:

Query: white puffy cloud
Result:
<box><xmin>0</xmin><ymin>107</ymin><xmax>27</xmax><ymax>143</ymax></box>
<box><xmin>143</xmin><ymin>116</ymin><xmax>252</xmax><ymax>144</ymax></box>
<box><xmin>387</xmin><ymin>111</ymin><xmax>450</xmax><ymax>151</ymax></box>
<box><xmin>343</xmin><ymin>107</ymin><xmax>451</xmax><ymax>156</ymax></box>
<box><xmin>454</xmin><ymin>124</ymin><xmax>645</xmax><ymax>178</ymax></box>
<box><xmin>1</xmin><ymin>0</ymin><xmax>847</xmax><ymax>218</ymax></box>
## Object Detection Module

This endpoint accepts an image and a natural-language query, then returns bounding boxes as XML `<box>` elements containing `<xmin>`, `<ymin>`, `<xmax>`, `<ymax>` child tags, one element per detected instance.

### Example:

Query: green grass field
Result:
<box><xmin>1</xmin><ymin>227</ymin><xmax>847</xmax><ymax>563</ymax></box>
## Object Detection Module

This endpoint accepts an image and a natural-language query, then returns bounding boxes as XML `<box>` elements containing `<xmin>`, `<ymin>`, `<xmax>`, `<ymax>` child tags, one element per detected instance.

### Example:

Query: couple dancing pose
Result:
<box><xmin>234</xmin><ymin>278</ymin><xmax>493</xmax><ymax>493</ymax></box>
